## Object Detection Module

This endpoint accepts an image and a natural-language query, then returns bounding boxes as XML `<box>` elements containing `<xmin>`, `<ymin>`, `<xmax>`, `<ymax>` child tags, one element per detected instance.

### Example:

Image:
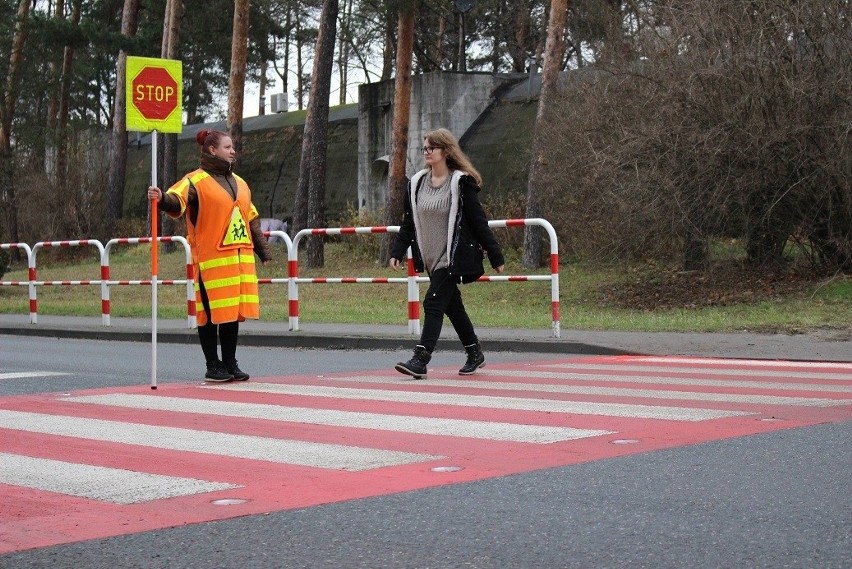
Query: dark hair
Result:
<box><xmin>196</xmin><ymin>129</ymin><xmax>228</xmax><ymax>154</ymax></box>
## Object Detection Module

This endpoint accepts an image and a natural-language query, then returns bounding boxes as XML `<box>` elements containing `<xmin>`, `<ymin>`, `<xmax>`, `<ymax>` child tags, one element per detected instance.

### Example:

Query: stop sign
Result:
<box><xmin>131</xmin><ymin>66</ymin><xmax>179</xmax><ymax>121</ymax></box>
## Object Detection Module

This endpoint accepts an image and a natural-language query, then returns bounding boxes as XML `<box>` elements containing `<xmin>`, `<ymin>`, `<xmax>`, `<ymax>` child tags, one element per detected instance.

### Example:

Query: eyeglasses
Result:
<box><xmin>421</xmin><ymin>146</ymin><xmax>442</xmax><ymax>155</ymax></box>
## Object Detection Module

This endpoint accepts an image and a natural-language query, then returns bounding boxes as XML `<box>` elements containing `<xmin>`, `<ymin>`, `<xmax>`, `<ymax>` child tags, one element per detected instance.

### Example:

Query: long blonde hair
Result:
<box><xmin>424</xmin><ymin>128</ymin><xmax>483</xmax><ymax>186</ymax></box>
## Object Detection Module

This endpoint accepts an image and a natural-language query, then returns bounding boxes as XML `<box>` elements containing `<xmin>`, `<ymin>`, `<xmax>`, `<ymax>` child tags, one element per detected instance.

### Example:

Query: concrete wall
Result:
<box><xmin>357</xmin><ymin>71</ymin><xmax>524</xmax><ymax>213</ymax></box>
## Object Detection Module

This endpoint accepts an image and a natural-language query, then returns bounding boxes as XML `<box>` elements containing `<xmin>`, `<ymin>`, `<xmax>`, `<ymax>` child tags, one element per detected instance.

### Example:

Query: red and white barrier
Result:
<box><xmin>485</xmin><ymin>218</ymin><xmax>560</xmax><ymax>337</ymax></box>
<box><xmin>1</xmin><ymin>236</ymin><xmax>196</xmax><ymax>326</ymax></box>
<box><xmin>288</xmin><ymin>225</ymin><xmax>411</xmax><ymax>332</ymax></box>
<box><xmin>0</xmin><ymin>242</ymin><xmax>35</xmax><ymax>323</ymax></box>
<box><xmin>287</xmin><ymin>218</ymin><xmax>561</xmax><ymax>338</ymax></box>
<box><xmin>31</xmin><ymin>239</ymin><xmax>107</xmax><ymax>325</ymax></box>
<box><xmin>104</xmin><ymin>236</ymin><xmax>195</xmax><ymax>328</ymax></box>
<box><xmin>2</xmin><ymin>218</ymin><xmax>560</xmax><ymax>337</ymax></box>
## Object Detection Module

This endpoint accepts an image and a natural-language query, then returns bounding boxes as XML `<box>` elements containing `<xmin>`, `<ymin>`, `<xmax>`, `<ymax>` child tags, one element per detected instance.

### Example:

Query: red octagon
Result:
<box><xmin>131</xmin><ymin>66</ymin><xmax>178</xmax><ymax>121</ymax></box>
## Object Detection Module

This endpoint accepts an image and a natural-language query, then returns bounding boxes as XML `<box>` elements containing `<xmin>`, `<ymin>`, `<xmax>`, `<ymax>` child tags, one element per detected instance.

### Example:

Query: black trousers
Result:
<box><xmin>419</xmin><ymin>268</ymin><xmax>478</xmax><ymax>353</ymax></box>
<box><xmin>197</xmin><ymin>277</ymin><xmax>239</xmax><ymax>363</ymax></box>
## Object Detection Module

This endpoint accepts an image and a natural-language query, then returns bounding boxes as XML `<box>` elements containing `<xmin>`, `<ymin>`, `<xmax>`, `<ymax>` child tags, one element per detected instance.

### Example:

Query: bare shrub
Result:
<box><xmin>539</xmin><ymin>0</ymin><xmax>851</xmax><ymax>272</ymax></box>
<box><xmin>15</xmin><ymin>128</ymin><xmax>112</xmax><ymax>247</ymax></box>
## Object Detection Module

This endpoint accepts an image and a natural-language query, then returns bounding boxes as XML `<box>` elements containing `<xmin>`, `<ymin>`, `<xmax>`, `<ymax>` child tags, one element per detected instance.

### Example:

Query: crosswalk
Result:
<box><xmin>1</xmin><ymin>355</ymin><xmax>850</xmax><ymax>552</ymax></box>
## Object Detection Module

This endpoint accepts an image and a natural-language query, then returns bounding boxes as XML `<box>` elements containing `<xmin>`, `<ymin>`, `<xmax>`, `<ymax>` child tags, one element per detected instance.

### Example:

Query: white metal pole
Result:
<box><xmin>150</xmin><ymin>130</ymin><xmax>158</xmax><ymax>389</ymax></box>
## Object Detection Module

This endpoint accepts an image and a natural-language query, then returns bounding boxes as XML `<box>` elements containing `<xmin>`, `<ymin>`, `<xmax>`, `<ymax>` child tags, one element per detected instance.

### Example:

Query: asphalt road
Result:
<box><xmin>1</xmin><ymin>335</ymin><xmax>850</xmax><ymax>569</ymax></box>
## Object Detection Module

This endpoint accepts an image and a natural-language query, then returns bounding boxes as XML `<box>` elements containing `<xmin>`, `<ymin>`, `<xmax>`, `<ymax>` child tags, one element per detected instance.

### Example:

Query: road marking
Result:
<box><xmin>492</xmin><ymin>368</ymin><xmax>852</xmax><ymax>392</ymax></box>
<box><xmin>0</xmin><ymin>452</ymin><xmax>237</xmax><ymax>504</ymax></box>
<box><xmin>539</xmin><ymin>362</ymin><xmax>852</xmax><ymax>382</ymax></box>
<box><xmin>301</xmin><ymin>374</ymin><xmax>851</xmax><ymax>407</ymax></box>
<box><xmin>62</xmin><ymin>394</ymin><xmax>613</xmax><ymax>444</ymax></box>
<box><xmin>0</xmin><ymin>410</ymin><xmax>441</xmax><ymax>471</ymax></box>
<box><xmin>1</xmin><ymin>354</ymin><xmax>850</xmax><ymax>555</ymax></box>
<box><xmin>0</xmin><ymin>372</ymin><xmax>68</xmax><ymax>380</ymax></box>
<box><xmin>629</xmin><ymin>356</ymin><xmax>852</xmax><ymax>370</ymax></box>
<box><xmin>219</xmin><ymin>382</ymin><xmax>751</xmax><ymax>421</ymax></box>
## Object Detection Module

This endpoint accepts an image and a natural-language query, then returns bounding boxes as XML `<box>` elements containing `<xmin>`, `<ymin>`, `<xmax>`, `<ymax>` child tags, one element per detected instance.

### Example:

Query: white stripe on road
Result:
<box><xmin>62</xmin><ymin>394</ymin><xmax>613</xmax><ymax>444</ymax></box>
<box><xmin>306</xmin><ymin>374</ymin><xmax>851</xmax><ymax>407</ymax></box>
<box><xmin>0</xmin><ymin>452</ymin><xmax>237</xmax><ymax>504</ymax></box>
<box><xmin>513</xmin><ymin>369</ymin><xmax>852</xmax><ymax>392</ymax></box>
<box><xmin>0</xmin><ymin>410</ymin><xmax>441</xmax><ymax>471</ymax></box>
<box><xmin>339</xmin><ymin>370</ymin><xmax>852</xmax><ymax>394</ymax></box>
<box><xmin>539</xmin><ymin>363</ymin><xmax>852</xmax><ymax>382</ymax></box>
<box><xmin>0</xmin><ymin>372</ymin><xmax>68</xmax><ymax>380</ymax></box>
<box><xmin>219</xmin><ymin>382</ymin><xmax>751</xmax><ymax>421</ymax></box>
<box><xmin>627</xmin><ymin>357</ymin><xmax>852</xmax><ymax>371</ymax></box>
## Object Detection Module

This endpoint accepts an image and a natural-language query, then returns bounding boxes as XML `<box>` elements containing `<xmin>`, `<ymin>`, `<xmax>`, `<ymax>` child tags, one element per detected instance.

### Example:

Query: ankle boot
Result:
<box><xmin>459</xmin><ymin>342</ymin><xmax>485</xmax><ymax>375</ymax></box>
<box><xmin>205</xmin><ymin>360</ymin><xmax>234</xmax><ymax>382</ymax></box>
<box><xmin>224</xmin><ymin>358</ymin><xmax>249</xmax><ymax>381</ymax></box>
<box><xmin>395</xmin><ymin>345</ymin><xmax>432</xmax><ymax>379</ymax></box>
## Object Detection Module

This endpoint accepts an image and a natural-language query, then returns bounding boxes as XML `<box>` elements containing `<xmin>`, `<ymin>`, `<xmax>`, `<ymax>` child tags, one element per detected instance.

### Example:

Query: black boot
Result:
<box><xmin>395</xmin><ymin>345</ymin><xmax>432</xmax><ymax>379</ymax></box>
<box><xmin>205</xmin><ymin>360</ymin><xmax>234</xmax><ymax>382</ymax></box>
<box><xmin>224</xmin><ymin>358</ymin><xmax>249</xmax><ymax>381</ymax></box>
<box><xmin>459</xmin><ymin>343</ymin><xmax>485</xmax><ymax>375</ymax></box>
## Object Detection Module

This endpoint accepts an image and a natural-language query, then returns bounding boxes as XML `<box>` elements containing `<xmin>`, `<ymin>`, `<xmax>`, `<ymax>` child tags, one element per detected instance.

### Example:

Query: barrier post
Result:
<box><xmin>406</xmin><ymin>246</ymin><xmax>420</xmax><ymax>335</ymax></box>
<box><xmin>287</xmin><ymin>236</ymin><xmax>299</xmax><ymax>331</ymax></box>
<box><xmin>0</xmin><ymin>243</ymin><xmax>35</xmax><ymax>323</ymax></box>
<box><xmin>486</xmin><ymin>218</ymin><xmax>560</xmax><ymax>338</ymax></box>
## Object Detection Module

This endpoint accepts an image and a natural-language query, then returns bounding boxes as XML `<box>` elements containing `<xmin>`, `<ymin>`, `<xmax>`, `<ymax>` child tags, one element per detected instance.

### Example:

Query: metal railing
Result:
<box><xmin>1</xmin><ymin>218</ymin><xmax>560</xmax><ymax>337</ymax></box>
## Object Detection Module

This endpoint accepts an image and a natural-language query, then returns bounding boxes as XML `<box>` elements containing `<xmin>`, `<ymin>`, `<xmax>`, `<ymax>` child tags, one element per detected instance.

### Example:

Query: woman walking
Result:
<box><xmin>147</xmin><ymin>129</ymin><xmax>271</xmax><ymax>382</ymax></box>
<box><xmin>389</xmin><ymin>128</ymin><xmax>505</xmax><ymax>379</ymax></box>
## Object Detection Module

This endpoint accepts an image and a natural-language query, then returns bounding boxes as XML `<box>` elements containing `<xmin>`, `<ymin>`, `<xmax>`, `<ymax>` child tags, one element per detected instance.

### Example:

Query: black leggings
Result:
<box><xmin>197</xmin><ymin>278</ymin><xmax>239</xmax><ymax>363</ymax></box>
<box><xmin>419</xmin><ymin>268</ymin><xmax>478</xmax><ymax>352</ymax></box>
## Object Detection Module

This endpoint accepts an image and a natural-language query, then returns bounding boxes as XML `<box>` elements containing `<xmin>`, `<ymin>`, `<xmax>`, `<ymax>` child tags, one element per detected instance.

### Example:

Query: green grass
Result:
<box><xmin>1</xmin><ymin>242</ymin><xmax>849</xmax><ymax>333</ymax></box>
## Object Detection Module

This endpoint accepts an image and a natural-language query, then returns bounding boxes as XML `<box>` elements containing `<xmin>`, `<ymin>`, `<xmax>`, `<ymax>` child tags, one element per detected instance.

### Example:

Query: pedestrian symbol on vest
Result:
<box><xmin>222</xmin><ymin>206</ymin><xmax>252</xmax><ymax>246</ymax></box>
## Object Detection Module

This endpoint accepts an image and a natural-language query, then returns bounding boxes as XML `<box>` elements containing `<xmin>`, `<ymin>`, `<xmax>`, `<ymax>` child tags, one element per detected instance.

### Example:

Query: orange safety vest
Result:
<box><xmin>165</xmin><ymin>169</ymin><xmax>260</xmax><ymax>326</ymax></box>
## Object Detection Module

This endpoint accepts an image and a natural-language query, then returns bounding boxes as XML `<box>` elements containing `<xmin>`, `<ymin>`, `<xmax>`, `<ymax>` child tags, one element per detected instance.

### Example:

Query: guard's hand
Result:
<box><xmin>389</xmin><ymin>258</ymin><xmax>402</xmax><ymax>270</ymax></box>
<box><xmin>147</xmin><ymin>186</ymin><xmax>162</xmax><ymax>202</ymax></box>
<box><xmin>494</xmin><ymin>264</ymin><xmax>505</xmax><ymax>273</ymax></box>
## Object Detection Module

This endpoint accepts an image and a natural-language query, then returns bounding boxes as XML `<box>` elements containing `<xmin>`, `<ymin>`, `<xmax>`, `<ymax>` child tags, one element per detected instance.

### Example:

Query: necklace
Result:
<box><xmin>430</xmin><ymin>171</ymin><xmax>451</xmax><ymax>190</ymax></box>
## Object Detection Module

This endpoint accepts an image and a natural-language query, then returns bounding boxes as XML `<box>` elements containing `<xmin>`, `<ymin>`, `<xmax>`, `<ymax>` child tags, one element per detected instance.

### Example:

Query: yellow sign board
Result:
<box><xmin>126</xmin><ymin>56</ymin><xmax>183</xmax><ymax>133</ymax></box>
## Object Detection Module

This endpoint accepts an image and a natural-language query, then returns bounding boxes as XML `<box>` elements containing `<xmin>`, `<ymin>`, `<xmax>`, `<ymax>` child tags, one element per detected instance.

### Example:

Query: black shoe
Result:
<box><xmin>459</xmin><ymin>342</ymin><xmax>485</xmax><ymax>375</ymax></box>
<box><xmin>205</xmin><ymin>360</ymin><xmax>234</xmax><ymax>382</ymax></box>
<box><xmin>395</xmin><ymin>345</ymin><xmax>432</xmax><ymax>379</ymax></box>
<box><xmin>225</xmin><ymin>359</ymin><xmax>249</xmax><ymax>381</ymax></box>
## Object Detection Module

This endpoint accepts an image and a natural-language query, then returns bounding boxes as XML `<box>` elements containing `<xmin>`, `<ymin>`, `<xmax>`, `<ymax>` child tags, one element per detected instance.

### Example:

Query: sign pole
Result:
<box><xmin>125</xmin><ymin>56</ymin><xmax>181</xmax><ymax>389</ymax></box>
<box><xmin>150</xmin><ymin>130</ymin><xmax>158</xmax><ymax>390</ymax></box>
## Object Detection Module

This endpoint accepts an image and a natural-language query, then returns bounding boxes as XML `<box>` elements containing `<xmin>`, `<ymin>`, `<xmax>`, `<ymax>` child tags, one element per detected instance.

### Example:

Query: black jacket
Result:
<box><xmin>391</xmin><ymin>172</ymin><xmax>504</xmax><ymax>284</ymax></box>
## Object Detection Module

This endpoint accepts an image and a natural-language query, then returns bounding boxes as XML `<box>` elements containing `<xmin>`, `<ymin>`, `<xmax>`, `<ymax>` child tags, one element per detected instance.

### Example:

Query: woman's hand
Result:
<box><xmin>494</xmin><ymin>264</ymin><xmax>505</xmax><ymax>273</ymax></box>
<box><xmin>147</xmin><ymin>186</ymin><xmax>162</xmax><ymax>202</ymax></box>
<box><xmin>389</xmin><ymin>258</ymin><xmax>402</xmax><ymax>270</ymax></box>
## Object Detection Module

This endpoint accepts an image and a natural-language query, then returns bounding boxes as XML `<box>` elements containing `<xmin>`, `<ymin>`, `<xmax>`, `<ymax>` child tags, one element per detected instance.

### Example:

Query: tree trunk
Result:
<box><xmin>55</xmin><ymin>0</ymin><xmax>82</xmax><ymax>211</ymax></box>
<box><xmin>337</xmin><ymin>0</ymin><xmax>353</xmax><ymax>105</ymax></box>
<box><xmin>296</xmin><ymin>16</ymin><xmax>304</xmax><ymax>110</ymax></box>
<box><xmin>160</xmin><ymin>0</ymin><xmax>181</xmax><ymax>246</ymax></box>
<box><xmin>228</xmin><ymin>0</ymin><xmax>249</xmax><ymax>160</ymax></box>
<box><xmin>44</xmin><ymin>0</ymin><xmax>65</xmax><ymax>185</ymax></box>
<box><xmin>258</xmin><ymin>58</ymin><xmax>267</xmax><ymax>116</ymax></box>
<box><xmin>379</xmin><ymin>6</ymin><xmax>415</xmax><ymax>266</ymax></box>
<box><xmin>0</xmin><ymin>0</ymin><xmax>31</xmax><ymax>259</ymax></box>
<box><xmin>522</xmin><ymin>0</ymin><xmax>567</xmax><ymax>268</ymax></box>
<box><xmin>106</xmin><ymin>0</ymin><xmax>140</xmax><ymax>237</ymax></box>
<box><xmin>382</xmin><ymin>9</ymin><xmax>395</xmax><ymax>81</ymax></box>
<box><xmin>294</xmin><ymin>0</ymin><xmax>339</xmax><ymax>268</ymax></box>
